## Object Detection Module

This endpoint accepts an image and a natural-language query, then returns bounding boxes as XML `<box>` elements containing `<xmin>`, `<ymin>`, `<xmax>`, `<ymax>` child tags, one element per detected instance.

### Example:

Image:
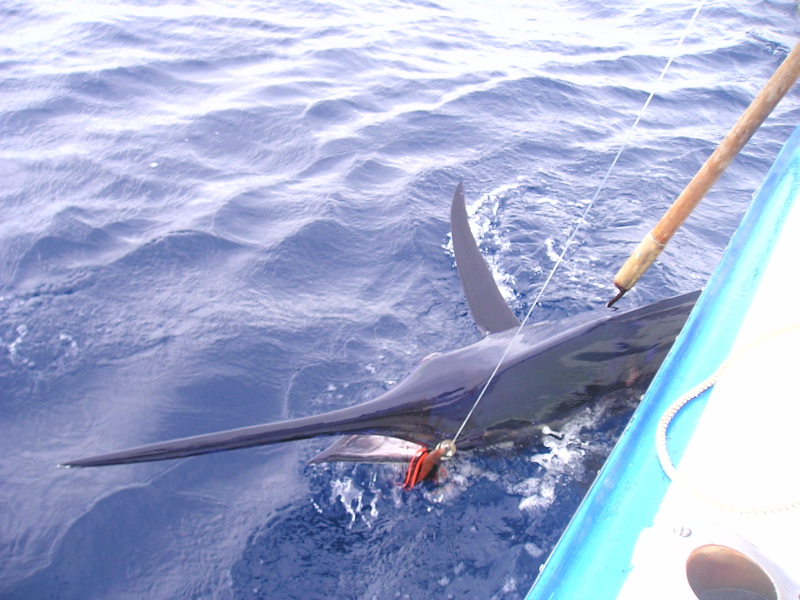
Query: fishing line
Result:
<box><xmin>450</xmin><ymin>0</ymin><xmax>707</xmax><ymax>447</ymax></box>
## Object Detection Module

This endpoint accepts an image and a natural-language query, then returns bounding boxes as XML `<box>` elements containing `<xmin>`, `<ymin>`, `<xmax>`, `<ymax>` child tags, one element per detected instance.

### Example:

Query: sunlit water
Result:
<box><xmin>2</xmin><ymin>1</ymin><xmax>799</xmax><ymax>598</ymax></box>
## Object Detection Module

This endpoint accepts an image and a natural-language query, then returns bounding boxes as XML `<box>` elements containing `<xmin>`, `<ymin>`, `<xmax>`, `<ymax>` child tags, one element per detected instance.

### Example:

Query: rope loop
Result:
<box><xmin>656</xmin><ymin>324</ymin><xmax>800</xmax><ymax>515</ymax></box>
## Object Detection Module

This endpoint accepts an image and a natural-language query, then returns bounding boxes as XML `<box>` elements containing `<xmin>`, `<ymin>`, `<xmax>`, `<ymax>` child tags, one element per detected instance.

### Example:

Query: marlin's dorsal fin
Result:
<box><xmin>450</xmin><ymin>182</ymin><xmax>520</xmax><ymax>335</ymax></box>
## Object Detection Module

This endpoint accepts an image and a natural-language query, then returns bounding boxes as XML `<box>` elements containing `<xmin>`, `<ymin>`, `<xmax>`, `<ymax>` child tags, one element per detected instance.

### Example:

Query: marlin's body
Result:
<box><xmin>62</xmin><ymin>184</ymin><xmax>698</xmax><ymax>469</ymax></box>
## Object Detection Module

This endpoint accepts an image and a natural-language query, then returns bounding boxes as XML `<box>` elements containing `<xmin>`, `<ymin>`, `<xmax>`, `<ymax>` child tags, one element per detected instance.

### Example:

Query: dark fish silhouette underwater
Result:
<box><xmin>61</xmin><ymin>183</ymin><xmax>698</xmax><ymax>486</ymax></box>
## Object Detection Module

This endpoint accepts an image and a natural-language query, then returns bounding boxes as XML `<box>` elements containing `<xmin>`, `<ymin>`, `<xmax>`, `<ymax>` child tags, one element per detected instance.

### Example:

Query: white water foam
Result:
<box><xmin>515</xmin><ymin>392</ymin><xmax>634</xmax><ymax>514</ymax></box>
<box><xmin>330</xmin><ymin>474</ymin><xmax>381</xmax><ymax>529</ymax></box>
<box><xmin>7</xmin><ymin>324</ymin><xmax>31</xmax><ymax>367</ymax></box>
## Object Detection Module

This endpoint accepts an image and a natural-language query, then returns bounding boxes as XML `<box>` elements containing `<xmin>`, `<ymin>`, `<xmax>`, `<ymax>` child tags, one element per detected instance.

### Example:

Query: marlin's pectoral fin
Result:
<box><xmin>308</xmin><ymin>435</ymin><xmax>425</xmax><ymax>464</ymax></box>
<box><xmin>451</xmin><ymin>182</ymin><xmax>520</xmax><ymax>335</ymax></box>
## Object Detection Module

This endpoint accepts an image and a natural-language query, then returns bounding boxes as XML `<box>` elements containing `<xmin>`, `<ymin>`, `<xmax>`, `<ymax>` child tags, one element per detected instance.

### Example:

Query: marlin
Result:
<box><xmin>61</xmin><ymin>183</ymin><xmax>698</xmax><ymax>475</ymax></box>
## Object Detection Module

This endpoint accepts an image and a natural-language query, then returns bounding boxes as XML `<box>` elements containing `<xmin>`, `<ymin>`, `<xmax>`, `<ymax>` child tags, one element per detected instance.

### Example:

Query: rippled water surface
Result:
<box><xmin>2</xmin><ymin>1</ymin><xmax>799</xmax><ymax>598</ymax></box>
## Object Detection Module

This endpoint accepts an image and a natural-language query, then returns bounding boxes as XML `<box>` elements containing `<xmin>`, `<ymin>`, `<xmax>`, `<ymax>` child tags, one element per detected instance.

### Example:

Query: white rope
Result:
<box><xmin>656</xmin><ymin>324</ymin><xmax>800</xmax><ymax>515</ymax></box>
<box><xmin>450</xmin><ymin>0</ymin><xmax>707</xmax><ymax>445</ymax></box>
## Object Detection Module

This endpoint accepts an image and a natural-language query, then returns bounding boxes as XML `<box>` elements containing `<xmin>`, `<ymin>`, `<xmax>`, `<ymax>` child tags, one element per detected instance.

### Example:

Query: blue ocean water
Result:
<box><xmin>2</xmin><ymin>1</ymin><xmax>799</xmax><ymax>598</ymax></box>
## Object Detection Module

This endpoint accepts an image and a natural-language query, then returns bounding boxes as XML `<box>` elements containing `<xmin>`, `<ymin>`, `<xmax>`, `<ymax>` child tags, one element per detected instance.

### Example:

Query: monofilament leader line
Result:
<box><xmin>450</xmin><ymin>0</ymin><xmax>707</xmax><ymax>447</ymax></box>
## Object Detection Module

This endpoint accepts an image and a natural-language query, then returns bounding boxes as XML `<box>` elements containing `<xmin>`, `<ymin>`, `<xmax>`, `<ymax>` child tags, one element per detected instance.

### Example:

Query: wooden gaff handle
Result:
<box><xmin>609</xmin><ymin>40</ymin><xmax>800</xmax><ymax>307</ymax></box>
